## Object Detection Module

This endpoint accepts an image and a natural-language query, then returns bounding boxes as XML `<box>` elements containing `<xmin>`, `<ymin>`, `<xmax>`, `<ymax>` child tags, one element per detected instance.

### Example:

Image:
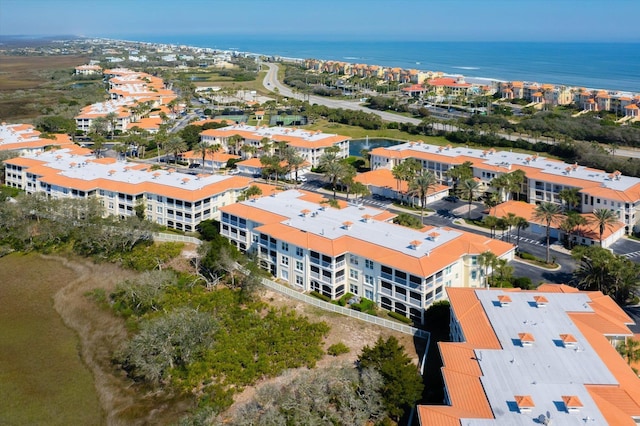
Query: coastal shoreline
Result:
<box><xmin>94</xmin><ymin>35</ymin><xmax>640</xmax><ymax>93</ymax></box>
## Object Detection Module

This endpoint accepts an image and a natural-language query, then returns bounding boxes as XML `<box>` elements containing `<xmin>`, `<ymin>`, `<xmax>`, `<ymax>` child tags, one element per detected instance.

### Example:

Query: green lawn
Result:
<box><xmin>0</xmin><ymin>253</ymin><xmax>103</xmax><ymax>425</ymax></box>
<box><xmin>302</xmin><ymin>120</ymin><xmax>450</xmax><ymax>144</ymax></box>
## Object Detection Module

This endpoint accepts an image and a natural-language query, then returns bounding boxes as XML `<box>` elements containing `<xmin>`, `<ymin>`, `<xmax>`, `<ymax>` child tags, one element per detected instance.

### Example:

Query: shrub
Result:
<box><xmin>388</xmin><ymin>311</ymin><xmax>412</xmax><ymax>324</ymax></box>
<box><xmin>337</xmin><ymin>292</ymin><xmax>354</xmax><ymax>307</ymax></box>
<box><xmin>327</xmin><ymin>342</ymin><xmax>350</xmax><ymax>356</ymax></box>
<box><xmin>310</xmin><ymin>291</ymin><xmax>331</xmax><ymax>302</ymax></box>
<box><xmin>512</xmin><ymin>277</ymin><xmax>533</xmax><ymax>290</ymax></box>
<box><xmin>518</xmin><ymin>251</ymin><xmax>537</xmax><ymax>261</ymax></box>
<box><xmin>352</xmin><ymin>297</ymin><xmax>376</xmax><ymax>315</ymax></box>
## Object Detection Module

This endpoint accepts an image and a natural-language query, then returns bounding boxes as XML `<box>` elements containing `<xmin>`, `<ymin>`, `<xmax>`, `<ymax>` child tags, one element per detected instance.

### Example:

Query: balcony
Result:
<box><xmin>381</xmin><ymin>271</ymin><xmax>393</xmax><ymax>281</ymax></box>
<box><xmin>380</xmin><ymin>287</ymin><xmax>392</xmax><ymax>296</ymax></box>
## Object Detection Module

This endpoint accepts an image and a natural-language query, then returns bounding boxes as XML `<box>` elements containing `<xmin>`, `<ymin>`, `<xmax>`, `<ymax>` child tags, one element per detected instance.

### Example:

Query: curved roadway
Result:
<box><xmin>261</xmin><ymin>63</ymin><xmax>640</xmax><ymax>159</ymax></box>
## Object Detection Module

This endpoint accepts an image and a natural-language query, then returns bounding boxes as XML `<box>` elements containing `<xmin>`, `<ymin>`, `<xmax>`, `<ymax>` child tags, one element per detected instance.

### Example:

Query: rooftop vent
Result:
<box><xmin>152</xmin><ymin>172</ymin><xmax>161</xmax><ymax>179</ymax></box>
<box><xmin>518</xmin><ymin>333</ymin><xmax>535</xmax><ymax>346</ymax></box>
<box><xmin>534</xmin><ymin>295</ymin><xmax>549</xmax><ymax>307</ymax></box>
<box><xmin>361</xmin><ymin>214</ymin><xmax>373</xmax><ymax>223</ymax></box>
<box><xmin>514</xmin><ymin>395</ymin><xmax>535</xmax><ymax>412</ymax></box>
<box><xmin>409</xmin><ymin>239</ymin><xmax>422</xmax><ymax>250</ymax></box>
<box><xmin>300</xmin><ymin>209</ymin><xmax>311</xmax><ymax>217</ymax></box>
<box><xmin>562</xmin><ymin>395</ymin><xmax>583</xmax><ymax>413</ymax></box>
<box><xmin>427</xmin><ymin>232</ymin><xmax>440</xmax><ymax>241</ymax></box>
<box><xmin>342</xmin><ymin>221</ymin><xmax>353</xmax><ymax>230</ymax></box>
<box><xmin>560</xmin><ymin>333</ymin><xmax>578</xmax><ymax>348</ymax></box>
<box><xmin>498</xmin><ymin>295</ymin><xmax>512</xmax><ymax>307</ymax></box>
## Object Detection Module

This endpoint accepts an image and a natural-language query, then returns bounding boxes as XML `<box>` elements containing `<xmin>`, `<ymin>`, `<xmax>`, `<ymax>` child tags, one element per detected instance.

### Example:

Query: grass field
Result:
<box><xmin>0</xmin><ymin>253</ymin><xmax>103</xmax><ymax>425</ymax></box>
<box><xmin>303</xmin><ymin>119</ymin><xmax>451</xmax><ymax>144</ymax></box>
<box><xmin>0</xmin><ymin>54</ymin><xmax>106</xmax><ymax>121</ymax></box>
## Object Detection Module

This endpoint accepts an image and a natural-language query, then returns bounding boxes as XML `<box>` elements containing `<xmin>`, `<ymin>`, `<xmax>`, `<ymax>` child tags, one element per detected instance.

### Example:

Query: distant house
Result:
<box><xmin>74</xmin><ymin>64</ymin><xmax>102</xmax><ymax>76</ymax></box>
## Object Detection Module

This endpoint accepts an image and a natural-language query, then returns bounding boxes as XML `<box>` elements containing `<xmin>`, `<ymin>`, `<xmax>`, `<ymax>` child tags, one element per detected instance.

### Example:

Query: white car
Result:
<box><xmin>296</xmin><ymin>176</ymin><xmax>307</xmax><ymax>182</ymax></box>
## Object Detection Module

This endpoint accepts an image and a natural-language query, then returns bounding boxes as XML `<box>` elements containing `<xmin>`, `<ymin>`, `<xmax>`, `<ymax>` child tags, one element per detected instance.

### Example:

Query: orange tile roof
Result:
<box><xmin>447</xmin><ymin>288</ymin><xmax>501</xmax><ymax>349</ymax></box>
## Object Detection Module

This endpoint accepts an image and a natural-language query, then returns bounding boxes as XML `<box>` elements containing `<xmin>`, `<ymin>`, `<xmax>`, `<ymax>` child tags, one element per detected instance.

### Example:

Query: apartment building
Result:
<box><xmin>200</xmin><ymin>124</ymin><xmax>350</xmax><ymax>168</ymax></box>
<box><xmin>0</xmin><ymin>123</ymin><xmax>73</xmax><ymax>154</ymax></box>
<box><xmin>74</xmin><ymin>64</ymin><xmax>102</xmax><ymax>76</ymax></box>
<box><xmin>370</xmin><ymin>141</ymin><xmax>640</xmax><ymax>236</ymax></box>
<box><xmin>75</xmin><ymin>68</ymin><xmax>178</xmax><ymax>133</ymax></box>
<box><xmin>3</xmin><ymin>146</ymin><xmax>251</xmax><ymax>231</ymax></box>
<box><xmin>219</xmin><ymin>189</ymin><xmax>514</xmax><ymax>324</ymax></box>
<box><xmin>418</xmin><ymin>286</ymin><xmax>639</xmax><ymax>425</ymax></box>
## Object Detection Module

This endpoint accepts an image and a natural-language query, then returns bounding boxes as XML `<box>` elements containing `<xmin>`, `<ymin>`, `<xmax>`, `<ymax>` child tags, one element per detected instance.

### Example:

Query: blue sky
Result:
<box><xmin>1</xmin><ymin>0</ymin><xmax>639</xmax><ymax>42</ymax></box>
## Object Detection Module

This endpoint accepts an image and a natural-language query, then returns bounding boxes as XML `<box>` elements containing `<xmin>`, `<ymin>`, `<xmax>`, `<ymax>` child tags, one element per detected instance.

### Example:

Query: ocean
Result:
<box><xmin>113</xmin><ymin>34</ymin><xmax>640</xmax><ymax>93</ymax></box>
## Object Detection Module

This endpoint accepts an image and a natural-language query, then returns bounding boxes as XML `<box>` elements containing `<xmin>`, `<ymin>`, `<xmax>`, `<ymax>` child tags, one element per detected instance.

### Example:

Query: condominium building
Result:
<box><xmin>75</xmin><ymin>68</ymin><xmax>178</xmax><ymax>133</ymax></box>
<box><xmin>3</xmin><ymin>146</ymin><xmax>251</xmax><ymax>231</ymax></box>
<box><xmin>200</xmin><ymin>124</ymin><xmax>350</xmax><ymax>167</ymax></box>
<box><xmin>219</xmin><ymin>189</ymin><xmax>514</xmax><ymax>323</ymax></box>
<box><xmin>370</xmin><ymin>142</ymin><xmax>639</xmax><ymax>235</ymax></box>
<box><xmin>0</xmin><ymin>123</ymin><xmax>73</xmax><ymax>154</ymax></box>
<box><xmin>418</xmin><ymin>286</ymin><xmax>639</xmax><ymax>425</ymax></box>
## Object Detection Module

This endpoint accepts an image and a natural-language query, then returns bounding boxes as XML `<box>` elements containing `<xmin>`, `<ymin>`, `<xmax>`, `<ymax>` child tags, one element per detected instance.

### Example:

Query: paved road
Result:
<box><xmin>262</xmin><ymin>63</ymin><xmax>640</xmax><ymax>159</ymax></box>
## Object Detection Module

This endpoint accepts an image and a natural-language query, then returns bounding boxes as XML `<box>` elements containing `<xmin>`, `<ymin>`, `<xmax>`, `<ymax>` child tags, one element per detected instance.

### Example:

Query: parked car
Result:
<box><xmin>444</xmin><ymin>195</ymin><xmax>459</xmax><ymax>202</ymax></box>
<box><xmin>296</xmin><ymin>176</ymin><xmax>307</xmax><ymax>182</ymax></box>
<box><xmin>188</xmin><ymin>163</ymin><xmax>202</xmax><ymax>169</ymax></box>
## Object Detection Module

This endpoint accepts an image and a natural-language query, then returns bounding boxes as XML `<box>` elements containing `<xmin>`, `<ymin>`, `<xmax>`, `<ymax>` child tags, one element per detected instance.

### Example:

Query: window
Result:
<box><xmin>295</xmin><ymin>275</ymin><xmax>304</xmax><ymax>287</ymax></box>
<box><xmin>471</xmin><ymin>256</ymin><xmax>477</xmax><ymax>265</ymax></box>
<box><xmin>471</xmin><ymin>270</ymin><xmax>477</xmax><ymax>280</ymax></box>
<box><xmin>365</xmin><ymin>289</ymin><xmax>374</xmax><ymax>300</ymax></box>
<box><xmin>349</xmin><ymin>269</ymin><xmax>359</xmax><ymax>280</ymax></box>
<box><xmin>365</xmin><ymin>259</ymin><xmax>374</xmax><ymax>269</ymax></box>
<box><xmin>365</xmin><ymin>275</ymin><xmax>374</xmax><ymax>285</ymax></box>
<box><xmin>281</xmin><ymin>242</ymin><xmax>289</xmax><ymax>251</ymax></box>
<box><xmin>350</xmin><ymin>254</ymin><xmax>359</xmax><ymax>265</ymax></box>
<box><xmin>281</xmin><ymin>256</ymin><xmax>289</xmax><ymax>266</ymax></box>
<box><xmin>350</xmin><ymin>284</ymin><xmax>359</xmax><ymax>295</ymax></box>
<box><xmin>295</xmin><ymin>261</ymin><xmax>303</xmax><ymax>271</ymax></box>
<box><xmin>296</xmin><ymin>247</ymin><xmax>304</xmax><ymax>257</ymax></box>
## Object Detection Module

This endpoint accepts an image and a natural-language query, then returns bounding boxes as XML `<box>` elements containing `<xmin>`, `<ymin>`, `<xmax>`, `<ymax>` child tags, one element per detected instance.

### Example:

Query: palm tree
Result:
<box><xmin>105</xmin><ymin>111</ymin><xmax>118</xmax><ymax>139</ymax></box>
<box><xmin>617</xmin><ymin>338</ymin><xmax>640</xmax><ymax>371</ymax></box>
<box><xmin>206</xmin><ymin>143</ymin><xmax>221</xmax><ymax>173</ymax></box>
<box><xmin>490</xmin><ymin>174</ymin><xmax>510</xmax><ymax>202</ymax></box>
<box><xmin>507</xmin><ymin>169</ymin><xmax>526</xmax><ymax>201</ymax></box>
<box><xmin>447</xmin><ymin>161</ymin><xmax>473</xmax><ymax>195</ymax></box>
<box><xmin>194</xmin><ymin>141</ymin><xmax>210</xmax><ymax>168</ymax></box>
<box><xmin>478</xmin><ymin>251</ymin><xmax>498</xmax><ymax>288</ymax></box>
<box><xmin>514</xmin><ymin>216</ymin><xmax>529</xmax><ymax>250</ymax></box>
<box><xmin>558</xmin><ymin>187</ymin><xmax>581</xmax><ymax>212</ymax></box>
<box><xmin>483</xmin><ymin>215</ymin><xmax>499</xmax><ymax>238</ymax></box>
<box><xmin>532</xmin><ymin>202</ymin><xmax>564</xmax><ymax>264</ymax></box>
<box><xmin>461</xmin><ymin>178</ymin><xmax>482</xmax><ymax>219</ymax></box>
<box><xmin>559</xmin><ymin>211</ymin><xmax>587</xmax><ymax>249</ymax></box>
<box><xmin>324</xmin><ymin>160</ymin><xmax>347</xmax><ymax>199</ymax></box>
<box><xmin>502</xmin><ymin>213</ymin><xmax>517</xmax><ymax>243</ymax></box>
<box><xmin>164</xmin><ymin>134</ymin><xmax>187</xmax><ymax>164</ymax></box>
<box><xmin>484</xmin><ymin>192</ymin><xmax>501</xmax><ymax>217</ymax></box>
<box><xmin>494</xmin><ymin>258</ymin><xmax>514</xmax><ymax>288</ymax></box>
<box><xmin>590</xmin><ymin>208</ymin><xmax>619</xmax><ymax>247</ymax></box>
<box><xmin>282</xmin><ymin>147</ymin><xmax>305</xmax><ymax>181</ymax></box>
<box><xmin>227</xmin><ymin>134</ymin><xmax>244</xmax><ymax>155</ymax></box>
<box><xmin>408</xmin><ymin>171</ymin><xmax>437</xmax><ymax>223</ymax></box>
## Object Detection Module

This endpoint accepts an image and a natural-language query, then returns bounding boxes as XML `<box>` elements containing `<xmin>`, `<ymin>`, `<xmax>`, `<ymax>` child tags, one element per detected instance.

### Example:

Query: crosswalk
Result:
<box><xmin>622</xmin><ymin>251</ymin><xmax>640</xmax><ymax>259</ymax></box>
<box><xmin>502</xmin><ymin>234</ymin><xmax>546</xmax><ymax>247</ymax></box>
<box><xmin>431</xmin><ymin>212</ymin><xmax>458</xmax><ymax>222</ymax></box>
